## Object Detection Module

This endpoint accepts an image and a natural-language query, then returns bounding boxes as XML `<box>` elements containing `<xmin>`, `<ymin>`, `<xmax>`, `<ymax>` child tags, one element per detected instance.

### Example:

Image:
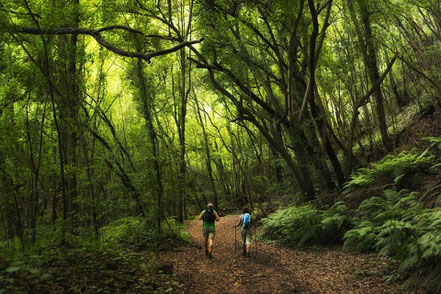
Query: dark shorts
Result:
<box><xmin>203</xmin><ymin>228</ymin><xmax>215</xmax><ymax>239</ymax></box>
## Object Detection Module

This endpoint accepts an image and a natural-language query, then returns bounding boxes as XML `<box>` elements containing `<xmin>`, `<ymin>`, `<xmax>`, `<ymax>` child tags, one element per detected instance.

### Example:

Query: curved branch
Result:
<box><xmin>96</xmin><ymin>25</ymin><xmax>143</xmax><ymax>34</ymax></box>
<box><xmin>11</xmin><ymin>25</ymin><xmax>203</xmax><ymax>63</ymax></box>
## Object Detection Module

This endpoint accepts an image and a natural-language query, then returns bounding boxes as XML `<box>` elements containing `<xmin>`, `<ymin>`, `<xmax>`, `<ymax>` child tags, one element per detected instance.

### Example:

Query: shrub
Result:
<box><xmin>261</xmin><ymin>202</ymin><xmax>353</xmax><ymax>246</ymax></box>
<box><xmin>0</xmin><ymin>216</ymin><xmax>185</xmax><ymax>294</ymax></box>
<box><xmin>424</xmin><ymin>136</ymin><xmax>441</xmax><ymax>149</ymax></box>
<box><xmin>102</xmin><ymin>217</ymin><xmax>144</xmax><ymax>243</ymax></box>
<box><xmin>101</xmin><ymin>217</ymin><xmax>190</xmax><ymax>252</ymax></box>
<box><xmin>343</xmin><ymin>188</ymin><xmax>441</xmax><ymax>290</ymax></box>
<box><xmin>344</xmin><ymin>189</ymin><xmax>421</xmax><ymax>252</ymax></box>
<box><xmin>320</xmin><ymin>202</ymin><xmax>354</xmax><ymax>244</ymax></box>
<box><xmin>343</xmin><ymin>150</ymin><xmax>434</xmax><ymax>193</ymax></box>
<box><xmin>260</xmin><ymin>204</ymin><xmax>322</xmax><ymax>246</ymax></box>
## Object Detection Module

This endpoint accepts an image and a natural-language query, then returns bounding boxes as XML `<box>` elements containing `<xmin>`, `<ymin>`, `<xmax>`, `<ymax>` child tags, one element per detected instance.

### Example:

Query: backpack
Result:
<box><xmin>242</xmin><ymin>213</ymin><xmax>251</xmax><ymax>229</ymax></box>
<box><xmin>204</xmin><ymin>208</ymin><xmax>216</xmax><ymax>222</ymax></box>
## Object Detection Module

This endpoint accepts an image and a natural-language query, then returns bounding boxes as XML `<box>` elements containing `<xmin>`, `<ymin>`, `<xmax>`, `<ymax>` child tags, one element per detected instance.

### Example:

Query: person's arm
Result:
<box><xmin>215</xmin><ymin>211</ymin><xmax>220</xmax><ymax>221</ymax></box>
<box><xmin>234</xmin><ymin>215</ymin><xmax>242</xmax><ymax>227</ymax></box>
<box><xmin>198</xmin><ymin>211</ymin><xmax>204</xmax><ymax>220</ymax></box>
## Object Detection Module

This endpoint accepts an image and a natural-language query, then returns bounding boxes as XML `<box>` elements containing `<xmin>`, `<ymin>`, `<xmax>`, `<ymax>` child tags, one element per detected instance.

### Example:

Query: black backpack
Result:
<box><xmin>204</xmin><ymin>208</ymin><xmax>216</xmax><ymax>222</ymax></box>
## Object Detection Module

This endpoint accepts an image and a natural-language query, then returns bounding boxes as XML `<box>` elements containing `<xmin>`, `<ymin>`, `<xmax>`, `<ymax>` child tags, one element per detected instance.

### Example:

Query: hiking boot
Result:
<box><xmin>205</xmin><ymin>249</ymin><xmax>209</xmax><ymax>256</ymax></box>
<box><xmin>246</xmin><ymin>252</ymin><xmax>250</xmax><ymax>258</ymax></box>
<box><xmin>208</xmin><ymin>252</ymin><xmax>212</xmax><ymax>259</ymax></box>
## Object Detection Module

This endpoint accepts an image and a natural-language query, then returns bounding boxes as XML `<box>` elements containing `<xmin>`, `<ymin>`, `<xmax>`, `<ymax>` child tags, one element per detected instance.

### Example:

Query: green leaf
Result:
<box><xmin>5</xmin><ymin>266</ymin><xmax>21</xmax><ymax>273</ymax></box>
<box><xmin>358</xmin><ymin>226</ymin><xmax>373</xmax><ymax>237</ymax></box>
<box><xmin>28</xmin><ymin>268</ymin><xmax>40</xmax><ymax>275</ymax></box>
<box><xmin>394</xmin><ymin>173</ymin><xmax>406</xmax><ymax>183</ymax></box>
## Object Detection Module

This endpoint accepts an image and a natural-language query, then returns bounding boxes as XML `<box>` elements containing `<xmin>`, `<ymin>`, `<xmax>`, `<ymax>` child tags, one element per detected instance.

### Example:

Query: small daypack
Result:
<box><xmin>204</xmin><ymin>208</ymin><xmax>216</xmax><ymax>222</ymax></box>
<box><xmin>242</xmin><ymin>213</ymin><xmax>251</xmax><ymax>229</ymax></box>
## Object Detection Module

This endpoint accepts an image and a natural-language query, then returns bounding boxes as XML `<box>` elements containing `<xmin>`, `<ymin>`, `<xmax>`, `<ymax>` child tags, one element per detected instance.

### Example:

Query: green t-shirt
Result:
<box><xmin>202</xmin><ymin>210</ymin><xmax>216</xmax><ymax>229</ymax></box>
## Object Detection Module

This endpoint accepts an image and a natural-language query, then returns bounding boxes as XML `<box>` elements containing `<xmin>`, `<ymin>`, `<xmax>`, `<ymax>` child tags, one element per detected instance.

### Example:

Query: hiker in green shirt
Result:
<box><xmin>198</xmin><ymin>203</ymin><xmax>220</xmax><ymax>259</ymax></box>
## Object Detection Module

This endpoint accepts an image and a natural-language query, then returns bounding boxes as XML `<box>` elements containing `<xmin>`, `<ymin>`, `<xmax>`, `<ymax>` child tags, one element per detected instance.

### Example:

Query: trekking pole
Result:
<box><xmin>254</xmin><ymin>225</ymin><xmax>257</xmax><ymax>258</ymax></box>
<box><xmin>234</xmin><ymin>225</ymin><xmax>237</xmax><ymax>258</ymax></box>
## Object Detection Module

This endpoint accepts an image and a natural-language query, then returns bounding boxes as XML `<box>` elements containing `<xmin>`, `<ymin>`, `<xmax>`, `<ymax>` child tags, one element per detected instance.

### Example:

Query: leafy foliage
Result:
<box><xmin>2</xmin><ymin>0</ymin><xmax>441</xmax><ymax>291</ymax></box>
<box><xmin>343</xmin><ymin>150</ymin><xmax>434</xmax><ymax>193</ymax></box>
<box><xmin>0</xmin><ymin>217</ymin><xmax>188</xmax><ymax>293</ymax></box>
<box><xmin>343</xmin><ymin>189</ymin><xmax>419</xmax><ymax>251</ymax></box>
<box><xmin>261</xmin><ymin>202</ymin><xmax>353</xmax><ymax>246</ymax></box>
<box><xmin>261</xmin><ymin>187</ymin><xmax>441</xmax><ymax>290</ymax></box>
<box><xmin>425</xmin><ymin>136</ymin><xmax>441</xmax><ymax>149</ymax></box>
<box><xmin>262</xmin><ymin>142</ymin><xmax>441</xmax><ymax>290</ymax></box>
<box><xmin>260</xmin><ymin>204</ymin><xmax>322</xmax><ymax>246</ymax></box>
<box><xmin>342</xmin><ymin>188</ymin><xmax>441</xmax><ymax>290</ymax></box>
<box><xmin>0</xmin><ymin>244</ymin><xmax>176</xmax><ymax>294</ymax></box>
<box><xmin>320</xmin><ymin>202</ymin><xmax>355</xmax><ymax>243</ymax></box>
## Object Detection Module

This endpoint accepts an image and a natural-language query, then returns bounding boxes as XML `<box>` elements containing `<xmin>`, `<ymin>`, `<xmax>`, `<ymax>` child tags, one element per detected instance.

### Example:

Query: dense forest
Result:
<box><xmin>1</xmin><ymin>0</ymin><xmax>441</xmax><ymax>293</ymax></box>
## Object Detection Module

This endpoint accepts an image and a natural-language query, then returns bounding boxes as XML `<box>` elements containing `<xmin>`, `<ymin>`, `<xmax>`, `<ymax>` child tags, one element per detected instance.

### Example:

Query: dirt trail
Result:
<box><xmin>160</xmin><ymin>215</ymin><xmax>403</xmax><ymax>293</ymax></box>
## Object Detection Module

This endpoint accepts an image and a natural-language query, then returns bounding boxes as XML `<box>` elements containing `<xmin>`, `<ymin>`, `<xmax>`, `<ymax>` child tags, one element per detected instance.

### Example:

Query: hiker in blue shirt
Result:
<box><xmin>234</xmin><ymin>206</ymin><xmax>252</xmax><ymax>258</ymax></box>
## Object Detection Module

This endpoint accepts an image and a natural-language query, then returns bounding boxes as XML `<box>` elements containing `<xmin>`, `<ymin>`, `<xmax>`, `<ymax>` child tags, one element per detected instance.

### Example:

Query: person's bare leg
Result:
<box><xmin>208</xmin><ymin>239</ymin><xmax>214</xmax><ymax>253</ymax></box>
<box><xmin>207</xmin><ymin>238</ymin><xmax>214</xmax><ymax>259</ymax></box>
<box><xmin>246</xmin><ymin>233</ymin><xmax>251</xmax><ymax>257</ymax></box>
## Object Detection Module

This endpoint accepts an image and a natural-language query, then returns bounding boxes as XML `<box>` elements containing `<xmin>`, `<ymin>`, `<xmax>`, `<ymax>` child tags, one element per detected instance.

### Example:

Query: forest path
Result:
<box><xmin>159</xmin><ymin>215</ymin><xmax>403</xmax><ymax>294</ymax></box>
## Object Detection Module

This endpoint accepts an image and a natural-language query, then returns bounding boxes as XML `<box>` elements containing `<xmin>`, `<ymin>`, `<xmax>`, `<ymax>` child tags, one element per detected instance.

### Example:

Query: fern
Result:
<box><xmin>321</xmin><ymin>215</ymin><xmax>346</xmax><ymax>231</ymax></box>
<box><xmin>261</xmin><ymin>202</ymin><xmax>354</xmax><ymax>247</ymax></box>
<box><xmin>424</xmin><ymin>136</ymin><xmax>441</xmax><ymax>149</ymax></box>
<box><xmin>343</xmin><ymin>221</ymin><xmax>377</xmax><ymax>252</ymax></box>
<box><xmin>399</xmin><ymin>252</ymin><xmax>419</xmax><ymax>272</ymax></box>
<box><xmin>264</xmin><ymin>187</ymin><xmax>441</xmax><ymax>290</ymax></box>
<box><xmin>321</xmin><ymin>201</ymin><xmax>353</xmax><ymax>231</ymax></box>
<box><xmin>260</xmin><ymin>205</ymin><xmax>322</xmax><ymax>246</ymax></box>
<box><xmin>395</xmin><ymin>192</ymin><xmax>419</xmax><ymax>208</ymax></box>
<box><xmin>376</xmin><ymin>220</ymin><xmax>415</xmax><ymax>259</ymax></box>
<box><xmin>343</xmin><ymin>150</ymin><xmax>434</xmax><ymax>193</ymax></box>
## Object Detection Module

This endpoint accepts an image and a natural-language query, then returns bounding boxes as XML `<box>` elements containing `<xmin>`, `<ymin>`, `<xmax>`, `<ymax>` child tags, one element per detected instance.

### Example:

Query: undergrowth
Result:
<box><xmin>0</xmin><ymin>217</ymin><xmax>187</xmax><ymax>293</ymax></box>
<box><xmin>344</xmin><ymin>189</ymin><xmax>441</xmax><ymax>290</ymax></box>
<box><xmin>260</xmin><ymin>201</ymin><xmax>353</xmax><ymax>246</ymax></box>
<box><xmin>343</xmin><ymin>149</ymin><xmax>434</xmax><ymax>193</ymax></box>
<box><xmin>261</xmin><ymin>144</ymin><xmax>441</xmax><ymax>291</ymax></box>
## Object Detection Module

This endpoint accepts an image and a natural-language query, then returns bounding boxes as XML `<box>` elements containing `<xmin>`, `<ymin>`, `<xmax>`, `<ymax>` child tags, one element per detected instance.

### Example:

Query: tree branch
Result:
<box><xmin>96</xmin><ymin>25</ymin><xmax>143</xmax><ymax>34</ymax></box>
<box><xmin>355</xmin><ymin>51</ymin><xmax>400</xmax><ymax>109</ymax></box>
<box><xmin>11</xmin><ymin>25</ymin><xmax>203</xmax><ymax>63</ymax></box>
<box><xmin>345</xmin><ymin>51</ymin><xmax>399</xmax><ymax>172</ymax></box>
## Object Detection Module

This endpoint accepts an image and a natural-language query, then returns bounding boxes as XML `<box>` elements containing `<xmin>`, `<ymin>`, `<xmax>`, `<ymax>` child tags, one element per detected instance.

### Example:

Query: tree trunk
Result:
<box><xmin>313</xmin><ymin>86</ymin><xmax>346</xmax><ymax>188</ymax></box>
<box><xmin>135</xmin><ymin>55</ymin><xmax>164</xmax><ymax>233</ymax></box>
<box><xmin>90</xmin><ymin>130</ymin><xmax>145</xmax><ymax>216</ymax></box>
<box><xmin>359</xmin><ymin>0</ymin><xmax>392</xmax><ymax>151</ymax></box>
<box><xmin>194</xmin><ymin>95</ymin><xmax>219</xmax><ymax>210</ymax></box>
<box><xmin>176</xmin><ymin>47</ymin><xmax>188</xmax><ymax>224</ymax></box>
<box><xmin>78</xmin><ymin>122</ymin><xmax>99</xmax><ymax>239</ymax></box>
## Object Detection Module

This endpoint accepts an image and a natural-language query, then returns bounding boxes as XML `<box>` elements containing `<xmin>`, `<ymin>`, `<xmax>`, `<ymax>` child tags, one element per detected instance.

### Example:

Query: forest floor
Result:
<box><xmin>159</xmin><ymin>215</ymin><xmax>408</xmax><ymax>294</ymax></box>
